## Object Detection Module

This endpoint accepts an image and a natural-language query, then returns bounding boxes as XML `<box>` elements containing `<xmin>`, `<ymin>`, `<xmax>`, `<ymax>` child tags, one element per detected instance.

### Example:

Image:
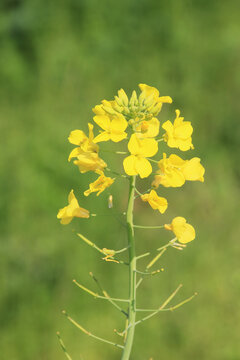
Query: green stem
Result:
<box><xmin>133</xmin><ymin>225</ymin><xmax>164</xmax><ymax>229</ymax></box>
<box><xmin>121</xmin><ymin>176</ymin><xmax>136</xmax><ymax>360</ymax></box>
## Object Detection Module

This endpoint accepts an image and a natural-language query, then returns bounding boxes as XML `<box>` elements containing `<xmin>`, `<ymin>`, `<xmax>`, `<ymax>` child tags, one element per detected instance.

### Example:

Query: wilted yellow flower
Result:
<box><xmin>162</xmin><ymin>110</ymin><xmax>194</xmax><ymax>151</ymax></box>
<box><xmin>68</xmin><ymin>123</ymin><xmax>98</xmax><ymax>161</ymax></box>
<box><xmin>141</xmin><ymin>190</ymin><xmax>168</xmax><ymax>214</ymax></box>
<box><xmin>73</xmin><ymin>152</ymin><xmax>107</xmax><ymax>174</ymax></box>
<box><xmin>123</xmin><ymin>134</ymin><xmax>158</xmax><ymax>178</ymax></box>
<box><xmin>135</xmin><ymin>118</ymin><xmax>160</xmax><ymax>138</ymax></box>
<box><xmin>57</xmin><ymin>190</ymin><xmax>89</xmax><ymax>225</ymax></box>
<box><xmin>138</xmin><ymin>84</ymin><xmax>172</xmax><ymax>116</ymax></box>
<box><xmin>164</xmin><ymin>217</ymin><xmax>195</xmax><ymax>243</ymax></box>
<box><xmin>84</xmin><ymin>171</ymin><xmax>115</xmax><ymax>196</ymax></box>
<box><xmin>152</xmin><ymin>153</ymin><xmax>205</xmax><ymax>188</ymax></box>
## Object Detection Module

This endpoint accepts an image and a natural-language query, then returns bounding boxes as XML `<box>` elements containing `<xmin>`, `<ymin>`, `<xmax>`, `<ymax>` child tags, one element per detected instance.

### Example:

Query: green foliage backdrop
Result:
<box><xmin>0</xmin><ymin>0</ymin><xmax>239</xmax><ymax>359</ymax></box>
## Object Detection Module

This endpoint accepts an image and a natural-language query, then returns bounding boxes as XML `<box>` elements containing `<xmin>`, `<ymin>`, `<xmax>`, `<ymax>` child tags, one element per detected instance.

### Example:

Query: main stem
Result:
<box><xmin>121</xmin><ymin>176</ymin><xmax>136</xmax><ymax>360</ymax></box>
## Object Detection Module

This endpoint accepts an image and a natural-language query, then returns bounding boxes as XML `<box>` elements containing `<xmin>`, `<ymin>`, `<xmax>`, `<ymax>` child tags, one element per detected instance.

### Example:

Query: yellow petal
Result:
<box><xmin>138</xmin><ymin>84</ymin><xmax>159</xmax><ymax>99</ymax></box>
<box><xmin>68</xmin><ymin>130</ymin><xmax>87</xmax><ymax>145</ymax></box>
<box><xmin>93</xmin><ymin>132</ymin><xmax>111</xmax><ymax>143</ymax></box>
<box><xmin>110</xmin><ymin>132</ymin><xmax>127</xmax><ymax>142</ymax></box>
<box><xmin>158</xmin><ymin>96</ymin><xmax>172</xmax><ymax>103</ymax></box>
<box><xmin>135</xmin><ymin>157</ymin><xmax>152</xmax><ymax>178</ymax></box>
<box><xmin>92</xmin><ymin>105</ymin><xmax>105</xmax><ymax>115</ymax></box>
<box><xmin>73</xmin><ymin>207</ymin><xmax>90</xmax><ymax>218</ymax></box>
<box><xmin>68</xmin><ymin>189</ymin><xmax>76</xmax><ymax>203</ymax></box>
<box><xmin>60</xmin><ymin>216</ymin><xmax>73</xmax><ymax>225</ymax></box>
<box><xmin>171</xmin><ymin>217</ymin><xmax>195</xmax><ymax>244</ymax></box>
<box><xmin>127</xmin><ymin>134</ymin><xmax>140</xmax><ymax>155</ymax></box>
<box><xmin>168</xmin><ymin>154</ymin><xmax>186</xmax><ymax>167</ymax></box>
<box><xmin>182</xmin><ymin>158</ymin><xmax>205</xmax><ymax>182</ymax></box>
<box><xmin>68</xmin><ymin>147</ymin><xmax>82</xmax><ymax>161</ymax></box>
<box><xmin>141</xmin><ymin>190</ymin><xmax>168</xmax><ymax>213</ymax></box>
<box><xmin>110</xmin><ymin>116</ymin><xmax>128</xmax><ymax>132</ymax></box>
<box><xmin>93</xmin><ymin>115</ymin><xmax>110</xmax><ymax>131</ymax></box>
<box><xmin>123</xmin><ymin>155</ymin><xmax>138</xmax><ymax>176</ymax></box>
<box><xmin>158</xmin><ymin>169</ymin><xmax>185</xmax><ymax>187</ymax></box>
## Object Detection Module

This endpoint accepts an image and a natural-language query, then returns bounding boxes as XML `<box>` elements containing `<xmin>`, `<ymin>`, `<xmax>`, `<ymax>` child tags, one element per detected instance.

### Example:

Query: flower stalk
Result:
<box><xmin>121</xmin><ymin>175</ymin><xmax>137</xmax><ymax>360</ymax></box>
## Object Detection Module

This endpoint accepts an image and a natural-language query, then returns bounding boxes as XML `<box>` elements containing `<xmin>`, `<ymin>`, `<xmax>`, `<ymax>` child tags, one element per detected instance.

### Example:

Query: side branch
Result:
<box><xmin>62</xmin><ymin>311</ymin><xmax>124</xmax><ymax>349</ymax></box>
<box><xmin>89</xmin><ymin>272</ymin><xmax>128</xmax><ymax>317</ymax></box>
<box><xmin>57</xmin><ymin>332</ymin><xmax>73</xmax><ymax>360</ymax></box>
<box><xmin>73</xmin><ymin>279</ymin><xmax>129</xmax><ymax>303</ymax></box>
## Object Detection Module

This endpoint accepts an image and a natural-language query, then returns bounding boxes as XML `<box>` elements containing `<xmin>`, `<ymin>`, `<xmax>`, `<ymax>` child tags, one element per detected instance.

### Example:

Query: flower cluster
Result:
<box><xmin>57</xmin><ymin>84</ymin><xmax>205</xmax><ymax>244</ymax></box>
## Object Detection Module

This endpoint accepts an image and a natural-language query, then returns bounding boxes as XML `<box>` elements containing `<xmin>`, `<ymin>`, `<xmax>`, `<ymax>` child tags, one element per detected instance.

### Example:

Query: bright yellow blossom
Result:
<box><xmin>93</xmin><ymin>112</ymin><xmax>128</xmax><ymax>143</ymax></box>
<box><xmin>136</xmin><ymin>118</ymin><xmax>160</xmax><ymax>138</ymax></box>
<box><xmin>84</xmin><ymin>172</ymin><xmax>115</xmax><ymax>196</ymax></box>
<box><xmin>164</xmin><ymin>217</ymin><xmax>195</xmax><ymax>244</ymax></box>
<box><xmin>123</xmin><ymin>134</ymin><xmax>158</xmax><ymax>178</ymax></box>
<box><xmin>152</xmin><ymin>153</ymin><xmax>205</xmax><ymax>188</ymax></box>
<box><xmin>162</xmin><ymin>110</ymin><xmax>194</xmax><ymax>151</ymax></box>
<box><xmin>138</xmin><ymin>84</ymin><xmax>172</xmax><ymax>116</ymax></box>
<box><xmin>57</xmin><ymin>190</ymin><xmax>89</xmax><ymax>225</ymax></box>
<box><xmin>68</xmin><ymin>123</ymin><xmax>98</xmax><ymax>161</ymax></box>
<box><xmin>73</xmin><ymin>152</ymin><xmax>107</xmax><ymax>174</ymax></box>
<box><xmin>141</xmin><ymin>190</ymin><xmax>168</xmax><ymax>214</ymax></box>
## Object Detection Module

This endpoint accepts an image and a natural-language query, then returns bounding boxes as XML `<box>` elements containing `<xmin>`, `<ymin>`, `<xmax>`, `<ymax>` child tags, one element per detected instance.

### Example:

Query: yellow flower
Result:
<box><xmin>123</xmin><ymin>134</ymin><xmax>158</xmax><ymax>178</ymax></box>
<box><xmin>141</xmin><ymin>190</ymin><xmax>168</xmax><ymax>214</ymax></box>
<box><xmin>138</xmin><ymin>84</ymin><xmax>172</xmax><ymax>116</ymax></box>
<box><xmin>135</xmin><ymin>118</ymin><xmax>160</xmax><ymax>138</ymax></box>
<box><xmin>73</xmin><ymin>152</ymin><xmax>107</xmax><ymax>174</ymax></box>
<box><xmin>93</xmin><ymin>101</ymin><xmax>128</xmax><ymax>143</ymax></box>
<box><xmin>68</xmin><ymin>123</ymin><xmax>98</xmax><ymax>161</ymax></box>
<box><xmin>84</xmin><ymin>172</ymin><xmax>115</xmax><ymax>196</ymax></box>
<box><xmin>162</xmin><ymin>110</ymin><xmax>194</xmax><ymax>151</ymax></box>
<box><xmin>164</xmin><ymin>217</ymin><xmax>195</xmax><ymax>244</ymax></box>
<box><xmin>57</xmin><ymin>190</ymin><xmax>89</xmax><ymax>225</ymax></box>
<box><xmin>152</xmin><ymin>153</ymin><xmax>205</xmax><ymax>188</ymax></box>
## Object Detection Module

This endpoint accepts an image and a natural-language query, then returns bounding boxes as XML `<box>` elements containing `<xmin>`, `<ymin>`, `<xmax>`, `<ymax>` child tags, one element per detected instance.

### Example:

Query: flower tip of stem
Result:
<box><xmin>72</xmin><ymin>279</ymin><xmax>76</xmax><ymax>283</ymax></box>
<box><xmin>194</xmin><ymin>292</ymin><xmax>198</xmax><ymax>296</ymax></box>
<box><xmin>62</xmin><ymin>310</ymin><xmax>67</xmax><ymax>315</ymax></box>
<box><xmin>89</xmin><ymin>272</ymin><xmax>93</xmax><ymax>277</ymax></box>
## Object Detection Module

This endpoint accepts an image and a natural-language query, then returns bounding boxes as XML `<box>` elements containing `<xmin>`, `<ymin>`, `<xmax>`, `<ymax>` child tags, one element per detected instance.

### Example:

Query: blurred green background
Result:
<box><xmin>1</xmin><ymin>0</ymin><xmax>240</xmax><ymax>359</ymax></box>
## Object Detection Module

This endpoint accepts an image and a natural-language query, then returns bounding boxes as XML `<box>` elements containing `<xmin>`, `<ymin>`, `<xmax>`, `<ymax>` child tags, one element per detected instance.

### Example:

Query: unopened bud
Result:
<box><xmin>118</xmin><ymin>89</ymin><xmax>129</xmax><ymax>106</ymax></box>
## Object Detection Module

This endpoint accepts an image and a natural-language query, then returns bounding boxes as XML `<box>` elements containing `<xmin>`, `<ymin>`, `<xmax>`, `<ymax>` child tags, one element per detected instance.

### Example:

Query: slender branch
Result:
<box><xmin>136</xmin><ymin>248</ymin><xmax>166</xmax><ymax>289</ymax></box>
<box><xmin>62</xmin><ymin>311</ymin><xmax>124</xmax><ymax>349</ymax></box>
<box><xmin>77</xmin><ymin>233</ymin><xmax>103</xmax><ymax>254</ymax></box>
<box><xmin>134</xmin><ymin>269</ymin><xmax>162</xmax><ymax>276</ymax></box>
<box><xmin>147</xmin><ymin>158</ymin><xmax>159</xmax><ymax>164</ymax></box>
<box><xmin>133</xmin><ymin>225</ymin><xmax>164</xmax><ymax>229</ymax></box>
<box><xmin>122</xmin><ymin>284</ymin><xmax>183</xmax><ymax>335</ymax></box>
<box><xmin>134</xmin><ymin>187</ymin><xmax>153</xmax><ymax>199</ymax></box>
<box><xmin>73</xmin><ymin>279</ymin><xmax>129</xmax><ymax>303</ymax></box>
<box><xmin>136</xmin><ymin>292</ymin><xmax>198</xmax><ymax>312</ymax></box>
<box><xmin>56</xmin><ymin>332</ymin><xmax>73</xmax><ymax>360</ymax></box>
<box><xmin>146</xmin><ymin>248</ymin><xmax>166</xmax><ymax>270</ymax></box>
<box><xmin>106</xmin><ymin>167</ymin><xmax>128</xmax><ymax>178</ymax></box>
<box><xmin>134</xmin><ymin>284</ymin><xmax>183</xmax><ymax>326</ymax></box>
<box><xmin>89</xmin><ymin>272</ymin><xmax>128</xmax><ymax>317</ymax></box>
<box><xmin>135</xmin><ymin>252</ymin><xmax>150</xmax><ymax>260</ymax></box>
<box><xmin>134</xmin><ymin>188</ymin><xmax>143</xmax><ymax>196</ymax></box>
<box><xmin>77</xmin><ymin>233</ymin><xmax>128</xmax><ymax>262</ymax></box>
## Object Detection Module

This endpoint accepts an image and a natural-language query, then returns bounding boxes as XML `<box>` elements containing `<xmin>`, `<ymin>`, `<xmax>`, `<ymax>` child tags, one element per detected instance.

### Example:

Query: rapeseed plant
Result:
<box><xmin>57</xmin><ymin>84</ymin><xmax>205</xmax><ymax>360</ymax></box>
